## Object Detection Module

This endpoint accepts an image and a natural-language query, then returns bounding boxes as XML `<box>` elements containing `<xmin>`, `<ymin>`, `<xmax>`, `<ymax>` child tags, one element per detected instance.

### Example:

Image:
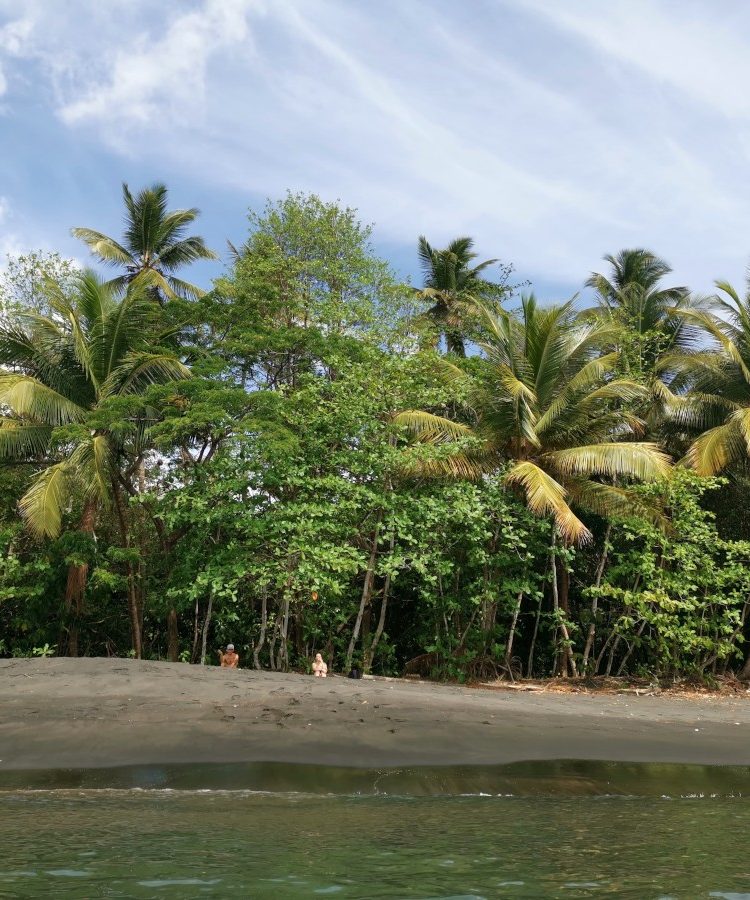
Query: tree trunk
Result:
<box><xmin>253</xmin><ymin>585</ymin><xmax>268</xmax><ymax>670</ymax></box>
<box><xmin>526</xmin><ymin>594</ymin><xmax>542</xmax><ymax>678</ymax></box>
<box><xmin>551</xmin><ymin>534</ymin><xmax>577</xmax><ymax>677</ymax></box>
<box><xmin>61</xmin><ymin>499</ymin><xmax>97</xmax><ymax>657</ymax></box>
<box><xmin>346</xmin><ymin>515</ymin><xmax>381</xmax><ymax>673</ymax></box>
<box><xmin>504</xmin><ymin>592</ymin><xmax>524</xmax><ymax>680</ymax></box>
<box><xmin>363</xmin><ymin>530</ymin><xmax>395</xmax><ymax>673</ymax></box>
<box><xmin>582</xmin><ymin>524</ymin><xmax>611</xmax><ymax>673</ymax></box>
<box><xmin>200</xmin><ymin>588</ymin><xmax>214</xmax><ymax>666</ymax></box>
<box><xmin>112</xmin><ymin>478</ymin><xmax>142</xmax><ymax>659</ymax></box>
<box><xmin>276</xmin><ymin>593</ymin><xmax>291</xmax><ymax>671</ymax></box>
<box><xmin>167</xmin><ymin>608</ymin><xmax>179</xmax><ymax>662</ymax></box>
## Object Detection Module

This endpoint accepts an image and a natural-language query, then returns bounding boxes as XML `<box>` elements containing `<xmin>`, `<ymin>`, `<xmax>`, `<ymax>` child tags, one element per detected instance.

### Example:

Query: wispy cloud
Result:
<box><xmin>2</xmin><ymin>0</ymin><xmax>750</xmax><ymax>295</ymax></box>
<box><xmin>59</xmin><ymin>0</ymin><xmax>258</xmax><ymax>132</ymax></box>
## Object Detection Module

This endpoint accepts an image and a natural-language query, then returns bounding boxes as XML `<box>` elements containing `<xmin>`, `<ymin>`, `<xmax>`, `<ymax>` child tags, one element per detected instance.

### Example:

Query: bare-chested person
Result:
<box><xmin>217</xmin><ymin>644</ymin><xmax>239</xmax><ymax>668</ymax></box>
<box><xmin>312</xmin><ymin>652</ymin><xmax>328</xmax><ymax>677</ymax></box>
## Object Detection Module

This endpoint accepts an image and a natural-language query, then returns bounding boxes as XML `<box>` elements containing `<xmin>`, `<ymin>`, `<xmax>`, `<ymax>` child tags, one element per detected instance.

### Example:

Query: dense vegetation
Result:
<box><xmin>3</xmin><ymin>184</ymin><xmax>750</xmax><ymax>682</ymax></box>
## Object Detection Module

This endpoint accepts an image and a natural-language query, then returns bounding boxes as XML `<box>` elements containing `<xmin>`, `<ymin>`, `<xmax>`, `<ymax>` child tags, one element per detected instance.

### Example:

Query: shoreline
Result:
<box><xmin>1</xmin><ymin>658</ymin><xmax>749</xmax><ymax>771</ymax></box>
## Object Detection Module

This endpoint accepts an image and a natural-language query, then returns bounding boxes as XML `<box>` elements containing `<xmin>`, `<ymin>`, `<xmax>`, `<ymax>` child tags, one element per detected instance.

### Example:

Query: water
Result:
<box><xmin>2</xmin><ymin>761</ymin><xmax>750</xmax><ymax>898</ymax></box>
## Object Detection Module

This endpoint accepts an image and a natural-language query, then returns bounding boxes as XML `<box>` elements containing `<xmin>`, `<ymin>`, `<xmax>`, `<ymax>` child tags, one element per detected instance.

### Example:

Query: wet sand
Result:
<box><xmin>1</xmin><ymin>658</ymin><xmax>748</xmax><ymax>770</ymax></box>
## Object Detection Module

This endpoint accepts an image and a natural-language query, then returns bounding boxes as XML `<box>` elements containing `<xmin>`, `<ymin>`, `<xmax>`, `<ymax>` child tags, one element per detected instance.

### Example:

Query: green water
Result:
<box><xmin>2</xmin><ymin>762</ymin><xmax>750</xmax><ymax>898</ymax></box>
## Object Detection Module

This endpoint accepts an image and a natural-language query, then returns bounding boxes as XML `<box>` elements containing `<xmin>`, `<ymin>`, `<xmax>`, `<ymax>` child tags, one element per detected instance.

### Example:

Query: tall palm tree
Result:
<box><xmin>416</xmin><ymin>235</ymin><xmax>499</xmax><ymax>356</ymax></box>
<box><xmin>668</xmin><ymin>279</ymin><xmax>750</xmax><ymax>476</ymax></box>
<box><xmin>585</xmin><ymin>248</ymin><xmax>692</xmax><ymax>380</ymax></box>
<box><xmin>396</xmin><ymin>296</ymin><xmax>671</xmax><ymax>676</ymax></box>
<box><xmin>398</xmin><ymin>296</ymin><xmax>670</xmax><ymax>544</ymax></box>
<box><xmin>671</xmin><ymin>278</ymin><xmax>750</xmax><ymax>680</ymax></box>
<box><xmin>0</xmin><ymin>271</ymin><xmax>189</xmax><ymax>655</ymax></box>
<box><xmin>72</xmin><ymin>183</ymin><xmax>217</xmax><ymax>302</ymax></box>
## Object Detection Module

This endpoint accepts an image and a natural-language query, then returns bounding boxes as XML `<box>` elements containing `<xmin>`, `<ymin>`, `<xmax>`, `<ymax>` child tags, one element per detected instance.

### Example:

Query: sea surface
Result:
<box><xmin>1</xmin><ymin>761</ymin><xmax>749</xmax><ymax>899</ymax></box>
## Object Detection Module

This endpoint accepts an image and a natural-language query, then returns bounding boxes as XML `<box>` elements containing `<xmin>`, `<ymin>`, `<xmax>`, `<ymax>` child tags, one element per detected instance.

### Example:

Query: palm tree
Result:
<box><xmin>416</xmin><ymin>236</ymin><xmax>499</xmax><ymax>356</ymax></box>
<box><xmin>396</xmin><ymin>296</ymin><xmax>671</xmax><ymax>675</ymax></box>
<box><xmin>585</xmin><ymin>248</ymin><xmax>692</xmax><ymax>380</ymax></box>
<box><xmin>399</xmin><ymin>296</ymin><xmax>670</xmax><ymax>543</ymax></box>
<box><xmin>0</xmin><ymin>271</ymin><xmax>189</xmax><ymax>655</ymax></box>
<box><xmin>670</xmin><ymin>279</ymin><xmax>750</xmax><ymax>476</ymax></box>
<box><xmin>670</xmin><ymin>278</ymin><xmax>750</xmax><ymax>680</ymax></box>
<box><xmin>72</xmin><ymin>183</ymin><xmax>217</xmax><ymax>302</ymax></box>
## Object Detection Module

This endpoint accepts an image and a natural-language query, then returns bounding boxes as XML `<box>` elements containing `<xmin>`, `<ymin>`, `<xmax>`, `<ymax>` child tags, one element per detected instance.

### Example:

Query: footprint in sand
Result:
<box><xmin>222</xmin><ymin>715</ymin><xmax>235</xmax><ymax>722</ymax></box>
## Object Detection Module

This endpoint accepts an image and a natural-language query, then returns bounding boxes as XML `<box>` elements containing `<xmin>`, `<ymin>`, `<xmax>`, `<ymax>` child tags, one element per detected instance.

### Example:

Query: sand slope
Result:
<box><xmin>1</xmin><ymin>658</ymin><xmax>749</xmax><ymax>769</ymax></box>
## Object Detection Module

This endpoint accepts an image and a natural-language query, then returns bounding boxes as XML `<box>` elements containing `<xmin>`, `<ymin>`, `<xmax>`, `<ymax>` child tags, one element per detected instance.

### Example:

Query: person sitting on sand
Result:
<box><xmin>218</xmin><ymin>644</ymin><xmax>239</xmax><ymax>668</ymax></box>
<box><xmin>312</xmin><ymin>652</ymin><xmax>328</xmax><ymax>677</ymax></box>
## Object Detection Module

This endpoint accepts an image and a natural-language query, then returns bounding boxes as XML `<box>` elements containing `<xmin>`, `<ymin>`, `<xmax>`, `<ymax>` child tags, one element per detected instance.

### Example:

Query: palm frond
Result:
<box><xmin>70</xmin><ymin>228</ymin><xmax>133</xmax><ymax>267</ymax></box>
<box><xmin>504</xmin><ymin>460</ymin><xmax>590</xmax><ymax>544</ymax></box>
<box><xmin>544</xmin><ymin>442</ymin><xmax>671</xmax><ymax>481</ymax></box>
<box><xmin>684</xmin><ymin>421</ymin><xmax>746</xmax><ymax>476</ymax></box>
<box><xmin>0</xmin><ymin>420</ymin><xmax>52</xmax><ymax>459</ymax></box>
<box><xmin>157</xmin><ymin>236</ymin><xmax>217</xmax><ymax>270</ymax></box>
<box><xmin>19</xmin><ymin>462</ymin><xmax>71</xmax><ymax>538</ymax></box>
<box><xmin>392</xmin><ymin>410</ymin><xmax>476</xmax><ymax>444</ymax></box>
<box><xmin>102</xmin><ymin>352</ymin><xmax>189</xmax><ymax>397</ymax></box>
<box><xmin>0</xmin><ymin>374</ymin><xmax>87</xmax><ymax>425</ymax></box>
<box><xmin>567</xmin><ymin>478</ymin><xmax>668</xmax><ymax>530</ymax></box>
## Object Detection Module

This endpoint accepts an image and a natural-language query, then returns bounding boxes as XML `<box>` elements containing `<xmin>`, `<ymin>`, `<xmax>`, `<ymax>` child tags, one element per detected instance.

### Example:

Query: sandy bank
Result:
<box><xmin>1</xmin><ymin>658</ymin><xmax>749</xmax><ymax>770</ymax></box>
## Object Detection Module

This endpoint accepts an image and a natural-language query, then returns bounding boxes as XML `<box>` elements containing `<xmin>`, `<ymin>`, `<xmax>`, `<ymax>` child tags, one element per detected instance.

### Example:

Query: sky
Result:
<box><xmin>1</xmin><ymin>0</ymin><xmax>750</xmax><ymax>299</ymax></box>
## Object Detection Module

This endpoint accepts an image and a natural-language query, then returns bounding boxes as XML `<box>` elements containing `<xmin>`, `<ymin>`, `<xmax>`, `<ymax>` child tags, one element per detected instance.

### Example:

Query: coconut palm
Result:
<box><xmin>397</xmin><ymin>295</ymin><xmax>671</xmax><ymax>545</ymax></box>
<box><xmin>585</xmin><ymin>248</ymin><xmax>693</xmax><ymax>379</ymax></box>
<box><xmin>396</xmin><ymin>297</ymin><xmax>671</xmax><ymax>676</ymax></box>
<box><xmin>72</xmin><ymin>183</ymin><xmax>217</xmax><ymax>302</ymax></box>
<box><xmin>670</xmin><ymin>278</ymin><xmax>750</xmax><ymax>680</ymax></box>
<box><xmin>668</xmin><ymin>279</ymin><xmax>750</xmax><ymax>476</ymax></box>
<box><xmin>416</xmin><ymin>235</ymin><xmax>499</xmax><ymax>356</ymax></box>
<box><xmin>0</xmin><ymin>271</ymin><xmax>189</xmax><ymax>655</ymax></box>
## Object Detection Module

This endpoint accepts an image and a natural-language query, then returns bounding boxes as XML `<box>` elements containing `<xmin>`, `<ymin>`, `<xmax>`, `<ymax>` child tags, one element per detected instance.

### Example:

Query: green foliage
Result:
<box><xmin>2</xmin><ymin>185</ymin><xmax>750</xmax><ymax>685</ymax></box>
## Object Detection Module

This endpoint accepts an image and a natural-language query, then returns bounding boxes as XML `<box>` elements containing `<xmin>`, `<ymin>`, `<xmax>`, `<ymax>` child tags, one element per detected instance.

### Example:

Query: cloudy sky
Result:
<box><xmin>1</xmin><ymin>0</ymin><xmax>750</xmax><ymax>298</ymax></box>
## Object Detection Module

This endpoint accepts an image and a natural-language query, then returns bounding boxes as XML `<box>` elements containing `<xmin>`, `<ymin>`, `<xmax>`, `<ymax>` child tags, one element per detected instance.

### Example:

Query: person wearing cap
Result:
<box><xmin>217</xmin><ymin>644</ymin><xmax>239</xmax><ymax>668</ymax></box>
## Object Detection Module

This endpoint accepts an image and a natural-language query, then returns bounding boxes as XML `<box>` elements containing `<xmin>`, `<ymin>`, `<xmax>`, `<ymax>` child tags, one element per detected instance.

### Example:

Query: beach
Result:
<box><xmin>1</xmin><ymin>657</ymin><xmax>749</xmax><ymax>770</ymax></box>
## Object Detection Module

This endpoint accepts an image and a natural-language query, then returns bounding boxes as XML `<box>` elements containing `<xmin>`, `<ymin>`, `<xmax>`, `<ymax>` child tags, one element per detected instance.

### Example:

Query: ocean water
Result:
<box><xmin>1</xmin><ymin>761</ymin><xmax>749</xmax><ymax>899</ymax></box>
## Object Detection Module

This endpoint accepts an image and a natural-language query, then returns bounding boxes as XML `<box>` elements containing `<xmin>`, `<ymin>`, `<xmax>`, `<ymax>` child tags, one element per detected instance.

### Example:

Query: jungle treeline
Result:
<box><xmin>3</xmin><ymin>184</ymin><xmax>750</xmax><ymax>682</ymax></box>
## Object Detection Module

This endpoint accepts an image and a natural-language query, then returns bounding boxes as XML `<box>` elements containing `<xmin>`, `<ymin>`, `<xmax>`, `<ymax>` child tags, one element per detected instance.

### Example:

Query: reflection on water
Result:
<box><xmin>1</xmin><ymin>761</ymin><xmax>750</xmax><ymax>898</ymax></box>
<box><xmin>2</xmin><ymin>758</ymin><xmax>750</xmax><ymax>797</ymax></box>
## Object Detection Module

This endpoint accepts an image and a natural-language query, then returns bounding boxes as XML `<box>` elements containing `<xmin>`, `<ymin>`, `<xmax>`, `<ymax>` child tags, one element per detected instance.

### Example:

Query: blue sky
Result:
<box><xmin>2</xmin><ymin>0</ymin><xmax>750</xmax><ymax>299</ymax></box>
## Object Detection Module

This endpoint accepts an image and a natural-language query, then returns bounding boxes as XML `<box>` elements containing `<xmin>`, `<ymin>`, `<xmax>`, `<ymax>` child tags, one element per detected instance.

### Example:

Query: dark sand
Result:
<box><xmin>1</xmin><ymin>658</ymin><xmax>749</xmax><ymax>770</ymax></box>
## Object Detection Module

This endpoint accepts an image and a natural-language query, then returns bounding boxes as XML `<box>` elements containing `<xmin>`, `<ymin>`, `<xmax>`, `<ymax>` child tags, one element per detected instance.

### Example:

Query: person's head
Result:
<box><xmin>315</xmin><ymin>653</ymin><xmax>323</xmax><ymax>662</ymax></box>
<box><xmin>226</xmin><ymin>643</ymin><xmax>235</xmax><ymax>653</ymax></box>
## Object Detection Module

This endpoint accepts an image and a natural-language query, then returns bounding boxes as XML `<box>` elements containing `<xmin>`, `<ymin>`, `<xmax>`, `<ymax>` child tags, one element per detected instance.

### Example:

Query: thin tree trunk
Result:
<box><xmin>504</xmin><ymin>592</ymin><xmax>524</xmax><ymax>680</ymax></box>
<box><xmin>167</xmin><ymin>608</ymin><xmax>179</xmax><ymax>662</ymax></box>
<box><xmin>363</xmin><ymin>530</ymin><xmax>395</xmax><ymax>673</ymax></box>
<box><xmin>551</xmin><ymin>534</ymin><xmax>577</xmax><ymax>677</ymax></box>
<box><xmin>191</xmin><ymin>596</ymin><xmax>201</xmax><ymax>663</ymax></box>
<box><xmin>253</xmin><ymin>585</ymin><xmax>268</xmax><ymax>670</ymax></box>
<box><xmin>111</xmin><ymin>479</ymin><xmax>142</xmax><ymax>659</ymax></box>
<box><xmin>527</xmin><ymin>594</ymin><xmax>542</xmax><ymax>678</ymax></box>
<box><xmin>200</xmin><ymin>588</ymin><xmax>214</xmax><ymax>666</ymax></box>
<box><xmin>550</xmin><ymin>533</ymin><xmax>560</xmax><ymax>676</ymax></box>
<box><xmin>60</xmin><ymin>499</ymin><xmax>97</xmax><ymax>657</ymax></box>
<box><xmin>277</xmin><ymin>594</ymin><xmax>291</xmax><ymax>671</ymax></box>
<box><xmin>617</xmin><ymin>619</ymin><xmax>647</xmax><ymax>676</ymax></box>
<box><xmin>582</xmin><ymin>524</ymin><xmax>611</xmax><ymax>673</ymax></box>
<box><xmin>346</xmin><ymin>515</ymin><xmax>381</xmax><ymax>673</ymax></box>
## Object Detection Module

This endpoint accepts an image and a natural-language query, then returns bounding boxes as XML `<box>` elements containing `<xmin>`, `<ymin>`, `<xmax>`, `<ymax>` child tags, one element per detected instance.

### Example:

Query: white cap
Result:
<box><xmin>226</xmin><ymin>644</ymin><xmax>235</xmax><ymax>651</ymax></box>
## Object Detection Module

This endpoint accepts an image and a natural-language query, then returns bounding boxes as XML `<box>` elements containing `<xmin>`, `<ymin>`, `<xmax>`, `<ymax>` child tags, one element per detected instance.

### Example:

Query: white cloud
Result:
<box><xmin>59</xmin><ymin>0</ymin><xmax>258</xmax><ymax>129</ymax></box>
